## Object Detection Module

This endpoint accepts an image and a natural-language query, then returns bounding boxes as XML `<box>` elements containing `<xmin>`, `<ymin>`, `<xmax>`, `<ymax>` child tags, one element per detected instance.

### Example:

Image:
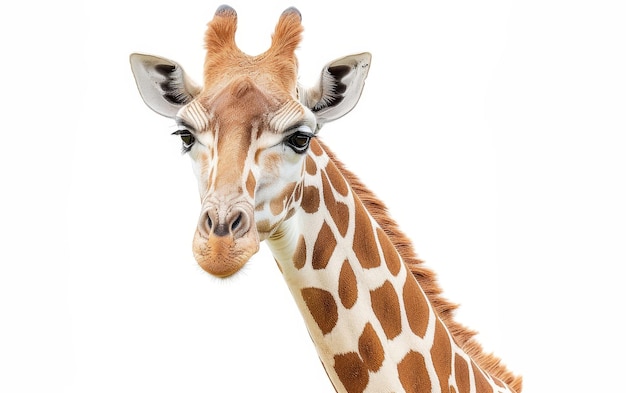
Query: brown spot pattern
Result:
<box><xmin>246</xmin><ymin>171</ymin><xmax>256</xmax><ymax>197</ymax></box>
<box><xmin>493</xmin><ymin>377</ymin><xmax>507</xmax><ymax>389</ymax></box>
<box><xmin>472</xmin><ymin>361</ymin><xmax>493</xmax><ymax>393</ymax></box>
<box><xmin>431</xmin><ymin>320</ymin><xmax>452</xmax><ymax>393</ymax></box>
<box><xmin>284</xmin><ymin>207</ymin><xmax>296</xmax><ymax>220</ymax></box>
<box><xmin>256</xmin><ymin>219</ymin><xmax>273</xmax><ymax>234</ymax></box>
<box><xmin>334</xmin><ymin>202</ymin><xmax>349</xmax><ymax>237</ymax></box>
<box><xmin>338</xmin><ymin>260</ymin><xmax>358</xmax><ymax>309</ymax></box>
<box><xmin>312</xmin><ymin>221</ymin><xmax>336</xmax><ymax>269</ymax></box>
<box><xmin>377</xmin><ymin>227</ymin><xmax>401</xmax><ymax>276</ymax></box>
<box><xmin>270</xmin><ymin>197</ymin><xmax>283</xmax><ymax>215</ymax></box>
<box><xmin>353</xmin><ymin>196</ymin><xmax>381</xmax><ymax>268</ymax></box>
<box><xmin>333</xmin><ymin>352</ymin><xmax>369</xmax><ymax>393</ymax></box>
<box><xmin>301</xmin><ymin>287</ymin><xmax>338</xmax><ymax>335</ymax></box>
<box><xmin>301</xmin><ymin>185</ymin><xmax>320</xmax><ymax>213</ymax></box>
<box><xmin>397</xmin><ymin>350</ymin><xmax>431</xmax><ymax>393</ymax></box>
<box><xmin>270</xmin><ymin>181</ymin><xmax>296</xmax><ymax>215</ymax></box>
<box><xmin>263</xmin><ymin>152</ymin><xmax>282</xmax><ymax>174</ymax></box>
<box><xmin>454</xmin><ymin>353</ymin><xmax>470</xmax><ymax>393</ymax></box>
<box><xmin>293</xmin><ymin>235</ymin><xmax>306</xmax><ymax>269</ymax></box>
<box><xmin>321</xmin><ymin>170</ymin><xmax>349</xmax><ymax>237</ymax></box>
<box><xmin>294</xmin><ymin>182</ymin><xmax>303</xmax><ymax>202</ymax></box>
<box><xmin>370</xmin><ymin>281</ymin><xmax>402</xmax><ymax>340</ymax></box>
<box><xmin>358</xmin><ymin>323</ymin><xmax>384</xmax><ymax>372</ymax></box>
<box><xmin>305</xmin><ymin>154</ymin><xmax>317</xmax><ymax>175</ymax></box>
<box><xmin>402</xmin><ymin>275</ymin><xmax>430</xmax><ymax>338</ymax></box>
<box><xmin>325</xmin><ymin>160</ymin><xmax>349</xmax><ymax>197</ymax></box>
<box><xmin>310</xmin><ymin>139</ymin><xmax>324</xmax><ymax>156</ymax></box>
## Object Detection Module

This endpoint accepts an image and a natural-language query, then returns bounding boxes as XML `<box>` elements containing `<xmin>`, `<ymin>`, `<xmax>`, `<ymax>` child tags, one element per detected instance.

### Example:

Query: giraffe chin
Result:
<box><xmin>192</xmin><ymin>230</ymin><xmax>260</xmax><ymax>278</ymax></box>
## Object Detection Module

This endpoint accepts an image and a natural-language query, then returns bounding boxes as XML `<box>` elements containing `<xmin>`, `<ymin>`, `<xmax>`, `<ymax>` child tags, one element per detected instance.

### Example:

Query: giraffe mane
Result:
<box><xmin>318</xmin><ymin>139</ymin><xmax>523</xmax><ymax>392</ymax></box>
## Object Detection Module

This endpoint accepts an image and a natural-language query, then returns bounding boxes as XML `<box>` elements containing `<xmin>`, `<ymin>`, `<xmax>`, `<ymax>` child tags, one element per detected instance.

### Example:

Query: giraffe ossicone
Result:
<box><xmin>130</xmin><ymin>5</ymin><xmax>522</xmax><ymax>392</ymax></box>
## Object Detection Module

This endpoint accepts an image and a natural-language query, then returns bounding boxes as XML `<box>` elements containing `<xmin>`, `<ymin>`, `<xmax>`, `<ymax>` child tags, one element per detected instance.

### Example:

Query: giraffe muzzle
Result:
<box><xmin>192</xmin><ymin>202</ymin><xmax>260</xmax><ymax>277</ymax></box>
<box><xmin>202</xmin><ymin>206</ymin><xmax>251</xmax><ymax>239</ymax></box>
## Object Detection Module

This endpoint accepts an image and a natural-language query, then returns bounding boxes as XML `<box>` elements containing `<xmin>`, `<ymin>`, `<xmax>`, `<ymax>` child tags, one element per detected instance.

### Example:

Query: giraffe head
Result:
<box><xmin>130</xmin><ymin>5</ymin><xmax>371</xmax><ymax>277</ymax></box>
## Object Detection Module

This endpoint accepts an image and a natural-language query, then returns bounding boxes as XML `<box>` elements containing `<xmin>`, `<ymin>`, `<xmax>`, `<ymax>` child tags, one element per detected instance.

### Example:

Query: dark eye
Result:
<box><xmin>285</xmin><ymin>131</ymin><xmax>314</xmax><ymax>154</ymax></box>
<box><xmin>172</xmin><ymin>129</ymin><xmax>196</xmax><ymax>153</ymax></box>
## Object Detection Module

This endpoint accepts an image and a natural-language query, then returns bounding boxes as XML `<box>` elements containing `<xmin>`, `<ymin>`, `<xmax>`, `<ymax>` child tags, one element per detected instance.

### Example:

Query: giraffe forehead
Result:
<box><xmin>179</xmin><ymin>79</ymin><xmax>310</xmax><ymax>140</ymax></box>
<box><xmin>269</xmin><ymin>100</ymin><xmax>314</xmax><ymax>133</ymax></box>
<box><xmin>208</xmin><ymin>77</ymin><xmax>273</xmax><ymax>130</ymax></box>
<box><xmin>177</xmin><ymin>101</ymin><xmax>211</xmax><ymax>132</ymax></box>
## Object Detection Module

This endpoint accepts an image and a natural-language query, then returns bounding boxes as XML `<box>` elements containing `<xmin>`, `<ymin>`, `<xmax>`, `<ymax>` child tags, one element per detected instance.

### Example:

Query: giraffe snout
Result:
<box><xmin>192</xmin><ymin>201</ymin><xmax>260</xmax><ymax>277</ymax></box>
<box><xmin>201</xmin><ymin>205</ymin><xmax>252</xmax><ymax>239</ymax></box>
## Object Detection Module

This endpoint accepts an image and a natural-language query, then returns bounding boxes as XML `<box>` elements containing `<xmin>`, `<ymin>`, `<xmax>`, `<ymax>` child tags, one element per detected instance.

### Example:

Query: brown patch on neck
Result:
<box><xmin>301</xmin><ymin>185</ymin><xmax>320</xmax><ymax>213</ymax></box>
<box><xmin>321</xmin><ymin>170</ymin><xmax>349</xmax><ymax>237</ymax></box>
<box><xmin>370</xmin><ymin>280</ymin><xmax>402</xmax><ymax>340</ymax></box>
<box><xmin>338</xmin><ymin>259</ymin><xmax>358</xmax><ymax>309</ymax></box>
<box><xmin>358</xmin><ymin>322</ymin><xmax>384</xmax><ymax>372</ymax></box>
<box><xmin>293</xmin><ymin>235</ymin><xmax>306</xmax><ymax>269</ymax></box>
<box><xmin>431</xmin><ymin>319</ymin><xmax>453</xmax><ymax>391</ymax></box>
<box><xmin>312</xmin><ymin>221</ymin><xmax>336</xmax><ymax>269</ymax></box>
<box><xmin>455</xmin><ymin>353</ymin><xmax>471</xmax><ymax>393</ymax></box>
<box><xmin>397</xmin><ymin>350</ymin><xmax>431</xmax><ymax>393</ymax></box>
<box><xmin>316</xmin><ymin>140</ymin><xmax>523</xmax><ymax>392</ymax></box>
<box><xmin>301</xmin><ymin>287</ymin><xmax>338</xmax><ymax>335</ymax></box>
<box><xmin>352</xmin><ymin>192</ymin><xmax>381</xmax><ymax>269</ymax></box>
<box><xmin>333</xmin><ymin>352</ymin><xmax>369</xmax><ymax>393</ymax></box>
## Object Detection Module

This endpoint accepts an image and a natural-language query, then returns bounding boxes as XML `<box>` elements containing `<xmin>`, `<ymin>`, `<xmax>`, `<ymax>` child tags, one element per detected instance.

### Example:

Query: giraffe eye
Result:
<box><xmin>285</xmin><ymin>131</ymin><xmax>314</xmax><ymax>154</ymax></box>
<box><xmin>172</xmin><ymin>129</ymin><xmax>196</xmax><ymax>153</ymax></box>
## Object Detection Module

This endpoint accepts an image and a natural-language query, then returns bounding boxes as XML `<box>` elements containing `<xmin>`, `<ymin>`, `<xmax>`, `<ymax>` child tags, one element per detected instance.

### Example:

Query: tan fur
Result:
<box><xmin>318</xmin><ymin>140</ymin><xmax>523</xmax><ymax>393</ymax></box>
<box><xmin>149</xmin><ymin>6</ymin><xmax>522</xmax><ymax>390</ymax></box>
<box><xmin>203</xmin><ymin>8</ymin><xmax>302</xmax><ymax>97</ymax></box>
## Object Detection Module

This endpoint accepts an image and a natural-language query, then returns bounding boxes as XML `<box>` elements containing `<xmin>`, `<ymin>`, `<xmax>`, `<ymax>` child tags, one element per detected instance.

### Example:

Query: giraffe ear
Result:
<box><xmin>300</xmin><ymin>52</ymin><xmax>371</xmax><ymax>130</ymax></box>
<box><xmin>130</xmin><ymin>53</ymin><xmax>201</xmax><ymax>118</ymax></box>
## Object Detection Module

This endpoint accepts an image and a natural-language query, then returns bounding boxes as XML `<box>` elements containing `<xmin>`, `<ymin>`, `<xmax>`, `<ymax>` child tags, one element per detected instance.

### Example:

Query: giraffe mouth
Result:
<box><xmin>192</xmin><ymin>201</ymin><xmax>260</xmax><ymax>277</ymax></box>
<box><xmin>192</xmin><ymin>229</ymin><xmax>260</xmax><ymax>277</ymax></box>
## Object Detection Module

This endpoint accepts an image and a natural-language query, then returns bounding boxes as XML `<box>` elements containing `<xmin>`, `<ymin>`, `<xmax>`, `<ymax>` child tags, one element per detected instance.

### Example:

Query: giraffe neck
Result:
<box><xmin>266</xmin><ymin>140</ymin><xmax>518</xmax><ymax>393</ymax></box>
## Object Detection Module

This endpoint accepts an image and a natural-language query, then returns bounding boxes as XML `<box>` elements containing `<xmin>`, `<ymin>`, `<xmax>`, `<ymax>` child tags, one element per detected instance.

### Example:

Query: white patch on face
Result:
<box><xmin>250</xmin><ymin>135</ymin><xmax>307</xmax><ymax>232</ymax></box>
<box><xmin>180</xmin><ymin>97</ymin><xmax>316</xmax><ymax>241</ymax></box>
<box><xmin>269</xmin><ymin>101</ymin><xmax>303</xmax><ymax>132</ymax></box>
<box><xmin>185</xmin><ymin>101</ymin><xmax>210</xmax><ymax>131</ymax></box>
<box><xmin>187</xmin><ymin>129</ymin><xmax>218</xmax><ymax>200</ymax></box>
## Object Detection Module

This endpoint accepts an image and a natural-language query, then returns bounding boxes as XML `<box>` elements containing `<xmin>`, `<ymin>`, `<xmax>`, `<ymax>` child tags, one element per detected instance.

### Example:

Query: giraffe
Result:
<box><xmin>130</xmin><ymin>5</ymin><xmax>522</xmax><ymax>393</ymax></box>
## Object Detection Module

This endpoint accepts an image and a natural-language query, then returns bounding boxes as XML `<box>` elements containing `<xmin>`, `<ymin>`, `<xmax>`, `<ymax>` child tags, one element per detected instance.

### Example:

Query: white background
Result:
<box><xmin>2</xmin><ymin>0</ymin><xmax>625</xmax><ymax>391</ymax></box>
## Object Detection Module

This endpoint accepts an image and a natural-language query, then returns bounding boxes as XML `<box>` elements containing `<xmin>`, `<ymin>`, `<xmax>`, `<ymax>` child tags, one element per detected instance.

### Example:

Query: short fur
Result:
<box><xmin>318</xmin><ymin>140</ymin><xmax>523</xmax><ymax>392</ymax></box>
<box><xmin>203</xmin><ymin>7</ymin><xmax>302</xmax><ymax>96</ymax></box>
<box><xmin>137</xmin><ymin>6</ymin><xmax>523</xmax><ymax>391</ymax></box>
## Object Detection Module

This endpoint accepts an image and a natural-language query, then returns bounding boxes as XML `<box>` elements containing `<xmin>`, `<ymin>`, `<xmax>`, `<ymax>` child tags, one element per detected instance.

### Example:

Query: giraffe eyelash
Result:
<box><xmin>283</xmin><ymin>128</ymin><xmax>316</xmax><ymax>154</ymax></box>
<box><xmin>172</xmin><ymin>128</ymin><xmax>196</xmax><ymax>153</ymax></box>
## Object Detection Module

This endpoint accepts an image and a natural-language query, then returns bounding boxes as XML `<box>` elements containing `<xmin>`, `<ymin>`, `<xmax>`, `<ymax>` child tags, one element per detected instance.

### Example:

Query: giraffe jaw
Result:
<box><xmin>191</xmin><ymin>229</ymin><xmax>260</xmax><ymax>278</ymax></box>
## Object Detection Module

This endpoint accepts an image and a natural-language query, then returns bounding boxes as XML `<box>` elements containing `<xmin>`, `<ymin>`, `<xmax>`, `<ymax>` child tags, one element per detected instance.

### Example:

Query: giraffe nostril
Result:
<box><xmin>199</xmin><ymin>205</ymin><xmax>251</xmax><ymax>239</ymax></box>
<box><xmin>231</xmin><ymin>213</ymin><xmax>242</xmax><ymax>232</ymax></box>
